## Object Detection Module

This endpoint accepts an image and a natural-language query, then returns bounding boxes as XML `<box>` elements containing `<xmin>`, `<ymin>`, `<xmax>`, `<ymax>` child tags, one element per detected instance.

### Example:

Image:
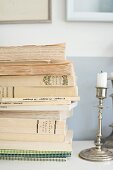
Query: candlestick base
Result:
<box><xmin>103</xmin><ymin>124</ymin><xmax>113</xmax><ymax>149</ymax></box>
<box><xmin>79</xmin><ymin>147</ymin><xmax>113</xmax><ymax>162</ymax></box>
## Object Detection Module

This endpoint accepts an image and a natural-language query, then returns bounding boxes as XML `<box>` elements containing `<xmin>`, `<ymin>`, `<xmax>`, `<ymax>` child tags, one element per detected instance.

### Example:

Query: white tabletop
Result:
<box><xmin>0</xmin><ymin>141</ymin><xmax>113</xmax><ymax>170</ymax></box>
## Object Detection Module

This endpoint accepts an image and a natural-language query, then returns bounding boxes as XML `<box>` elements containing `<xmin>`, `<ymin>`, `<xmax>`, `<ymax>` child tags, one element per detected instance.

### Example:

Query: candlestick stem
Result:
<box><xmin>96</xmin><ymin>98</ymin><xmax>103</xmax><ymax>150</ymax></box>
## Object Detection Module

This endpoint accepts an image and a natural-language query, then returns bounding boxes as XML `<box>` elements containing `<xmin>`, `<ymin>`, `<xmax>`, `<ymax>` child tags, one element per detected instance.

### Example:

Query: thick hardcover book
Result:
<box><xmin>0</xmin><ymin>110</ymin><xmax>72</xmax><ymax>120</ymax></box>
<box><xmin>0</xmin><ymin>75</ymin><xmax>75</xmax><ymax>87</ymax></box>
<box><xmin>0</xmin><ymin>130</ymin><xmax>71</xmax><ymax>142</ymax></box>
<box><xmin>0</xmin><ymin>118</ymin><xmax>66</xmax><ymax>135</ymax></box>
<box><xmin>0</xmin><ymin>86</ymin><xmax>78</xmax><ymax>98</ymax></box>
<box><xmin>0</xmin><ymin>102</ymin><xmax>78</xmax><ymax>111</ymax></box>
<box><xmin>0</xmin><ymin>136</ymin><xmax>72</xmax><ymax>151</ymax></box>
<box><xmin>0</xmin><ymin>131</ymin><xmax>73</xmax><ymax>152</ymax></box>
<box><xmin>0</xmin><ymin>131</ymin><xmax>73</xmax><ymax>153</ymax></box>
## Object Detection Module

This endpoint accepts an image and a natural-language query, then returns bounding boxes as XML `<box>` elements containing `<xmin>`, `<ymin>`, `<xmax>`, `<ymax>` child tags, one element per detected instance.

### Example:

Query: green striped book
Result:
<box><xmin>0</xmin><ymin>149</ymin><xmax>71</xmax><ymax>161</ymax></box>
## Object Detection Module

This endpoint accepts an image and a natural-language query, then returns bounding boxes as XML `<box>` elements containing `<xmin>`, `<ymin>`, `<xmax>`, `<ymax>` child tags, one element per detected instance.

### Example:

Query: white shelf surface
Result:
<box><xmin>0</xmin><ymin>141</ymin><xmax>113</xmax><ymax>170</ymax></box>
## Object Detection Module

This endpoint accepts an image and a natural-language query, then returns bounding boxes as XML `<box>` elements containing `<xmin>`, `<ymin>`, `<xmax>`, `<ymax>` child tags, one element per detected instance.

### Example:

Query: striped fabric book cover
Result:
<box><xmin>0</xmin><ymin>149</ymin><xmax>71</xmax><ymax>161</ymax></box>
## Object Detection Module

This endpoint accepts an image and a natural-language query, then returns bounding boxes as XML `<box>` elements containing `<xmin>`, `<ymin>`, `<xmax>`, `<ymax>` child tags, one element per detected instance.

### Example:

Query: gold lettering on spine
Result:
<box><xmin>43</xmin><ymin>75</ymin><xmax>68</xmax><ymax>86</ymax></box>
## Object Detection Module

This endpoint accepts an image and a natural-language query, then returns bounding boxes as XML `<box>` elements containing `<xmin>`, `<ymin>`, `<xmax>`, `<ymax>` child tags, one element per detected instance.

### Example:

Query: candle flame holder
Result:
<box><xmin>79</xmin><ymin>87</ymin><xmax>113</xmax><ymax>162</ymax></box>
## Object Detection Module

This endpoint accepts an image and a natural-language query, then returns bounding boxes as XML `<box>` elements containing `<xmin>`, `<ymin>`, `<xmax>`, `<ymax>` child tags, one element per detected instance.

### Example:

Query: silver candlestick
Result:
<box><xmin>79</xmin><ymin>87</ymin><xmax>113</xmax><ymax>162</ymax></box>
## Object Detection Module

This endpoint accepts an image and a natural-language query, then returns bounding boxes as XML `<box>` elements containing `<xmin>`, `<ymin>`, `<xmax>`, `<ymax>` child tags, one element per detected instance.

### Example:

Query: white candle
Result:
<box><xmin>96</xmin><ymin>72</ymin><xmax>107</xmax><ymax>88</ymax></box>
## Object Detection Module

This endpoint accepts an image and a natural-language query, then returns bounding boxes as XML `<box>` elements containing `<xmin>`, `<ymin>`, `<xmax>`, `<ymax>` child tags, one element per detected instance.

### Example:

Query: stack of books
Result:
<box><xmin>0</xmin><ymin>44</ymin><xmax>80</xmax><ymax>161</ymax></box>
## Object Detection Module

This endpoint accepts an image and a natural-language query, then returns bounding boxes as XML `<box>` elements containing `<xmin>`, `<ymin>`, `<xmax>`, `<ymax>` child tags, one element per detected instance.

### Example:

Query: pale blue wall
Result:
<box><xmin>67</xmin><ymin>57</ymin><xmax>113</xmax><ymax>140</ymax></box>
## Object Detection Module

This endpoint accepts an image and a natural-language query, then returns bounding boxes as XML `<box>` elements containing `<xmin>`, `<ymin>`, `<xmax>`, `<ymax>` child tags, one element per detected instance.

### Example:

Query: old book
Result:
<box><xmin>0</xmin><ymin>110</ymin><xmax>72</xmax><ymax>120</ymax></box>
<box><xmin>0</xmin><ymin>125</ymin><xmax>73</xmax><ymax>161</ymax></box>
<box><xmin>0</xmin><ymin>60</ymin><xmax>73</xmax><ymax>76</ymax></box>
<box><xmin>0</xmin><ymin>150</ymin><xmax>71</xmax><ymax>155</ymax></box>
<box><xmin>0</xmin><ymin>149</ymin><xmax>71</xmax><ymax>161</ymax></box>
<box><xmin>0</xmin><ymin>86</ymin><xmax>78</xmax><ymax>98</ymax></box>
<box><xmin>0</xmin><ymin>100</ymin><xmax>71</xmax><ymax>106</ymax></box>
<box><xmin>0</xmin><ymin>75</ymin><xmax>76</xmax><ymax>87</ymax></box>
<box><xmin>0</xmin><ymin>97</ymin><xmax>80</xmax><ymax>103</ymax></box>
<box><xmin>0</xmin><ymin>150</ymin><xmax>71</xmax><ymax>161</ymax></box>
<box><xmin>0</xmin><ymin>130</ymin><xmax>73</xmax><ymax>151</ymax></box>
<box><xmin>0</xmin><ymin>130</ymin><xmax>71</xmax><ymax>142</ymax></box>
<box><xmin>0</xmin><ymin>102</ymin><xmax>78</xmax><ymax>111</ymax></box>
<box><xmin>0</xmin><ymin>137</ymin><xmax>72</xmax><ymax>162</ymax></box>
<box><xmin>0</xmin><ymin>44</ymin><xmax>65</xmax><ymax>62</ymax></box>
<box><xmin>0</xmin><ymin>118</ymin><xmax>37</xmax><ymax>134</ymax></box>
<box><xmin>0</xmin><ymin>148</ymin><xmax>71</xmax><ymax>161</ymax></box>
<box><xmin>0</xmin><ymin>156</ymin><xmax>67</xmax><ymax>161</ymax></box>
<box><xmin>0</xmin><ymin>118</ymin><xmax>66</xmax><ymax>135</ymax></box>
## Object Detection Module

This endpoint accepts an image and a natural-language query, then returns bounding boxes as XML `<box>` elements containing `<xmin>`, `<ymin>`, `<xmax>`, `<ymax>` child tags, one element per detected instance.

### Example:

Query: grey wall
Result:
<box><xmin>67</xmin><ymin>57</ymin><xmax>113</xmax><ymax>140</ymax></box>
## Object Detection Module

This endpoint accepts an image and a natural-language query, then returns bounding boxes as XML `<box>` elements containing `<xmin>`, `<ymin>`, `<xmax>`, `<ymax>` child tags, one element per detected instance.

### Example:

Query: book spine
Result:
<box><xmin>0</xmin><ymin>110</ymin><xmax>71</xmax><ymax>120</ymax></box>
<box><xmin>0</xmin><ymin>102</ymin><xmax>78</xmax><ymax>111</ymax></box>
<box><xmin>0</xmin><ymin>130</ymin><xmax>72</xmax><ymax>150</ymax></box>
<box><xmin>0</xmin><ymin>86</ymin><xmax>78</xmax><ymax>98</ymax></box>
<box><xmin>0</xmin><ymin>141</ymin><xmax>72</xmax><ymax>152</ymax></box>
<box><xmin>0</xmin><ymin>118</ymin><xmax>37</xmax><ymax>134</ymax></box>
<box><xmin>0</xmin><ymin>75</ymin><xmax>75</xmax><ymax>87</ymax></box>
<box><xmin>0</xmin><ymin>100</ymin><xmax>71</xmax><ymax>106</ymax></box>
<box><xmin>0</xmin><ymin>156</ymin><xmax>67</xmax><ymax>161</ymax></box>
<box><xmin>0</xmin><ymin>149</ymin><xmax>71</xmax><ymax>155</ymax></box>
<box><xmin>0</xmin><ymin>132</ymin><xmax>66</xmax><ymax>142</ymax></box>
<box><xmin>0</xmin><ymin>97</ymin><xmax>79</xmax><ymax>102</ymax></box>
<box><xmin>0</xmin><ymin>153</ymin><xmax>70</xmax><ymax>158</ymax></box>
<box><xmin>0</xmin><ymin>118</ymin><xmax>66</xmax><ymax>135</ymax></box>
